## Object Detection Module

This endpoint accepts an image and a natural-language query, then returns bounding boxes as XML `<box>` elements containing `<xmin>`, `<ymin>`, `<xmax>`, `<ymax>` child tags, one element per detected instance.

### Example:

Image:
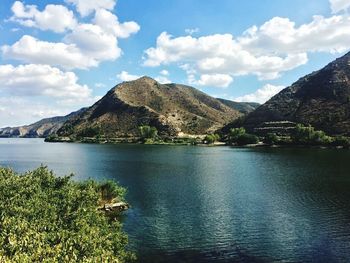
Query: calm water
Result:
<box><xmin>1</xmin><ymin>139</ymin><xmax>350</xmax><ymax>262</ymax></box>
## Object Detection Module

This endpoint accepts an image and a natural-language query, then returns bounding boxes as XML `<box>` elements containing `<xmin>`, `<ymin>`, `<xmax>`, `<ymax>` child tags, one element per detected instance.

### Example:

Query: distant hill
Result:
<box><xmin>222</xmin><ymin>51</ymin><xmax>350</xmax><ymax>135</ymax></box>
<box><xmin>57</xmin><ymin>77</ymin><xmax>242</xmax><ymax>138</ymax></box>
<box><xmin>0</xmin><ymin>108</ymin><xmax>86</xmax><ymax>138</ymax></box>
<box><xmin>217</xmin><ymin>99</ymin><xmax>260</xmax><ymax>114</ymax></box>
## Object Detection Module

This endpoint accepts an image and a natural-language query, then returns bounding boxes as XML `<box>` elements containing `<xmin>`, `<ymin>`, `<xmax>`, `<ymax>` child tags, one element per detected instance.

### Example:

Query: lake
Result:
<box><xmin>1</xmin><ymin>138</ymin><xmax>350</xmax><ymax>262</ymax></box>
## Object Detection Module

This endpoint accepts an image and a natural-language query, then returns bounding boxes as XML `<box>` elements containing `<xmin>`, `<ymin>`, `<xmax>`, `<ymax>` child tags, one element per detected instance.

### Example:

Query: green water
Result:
<box><xmin>1</xmin><ymin>138</ymin><xmax>350</xmax><ymax>262</ymax></box>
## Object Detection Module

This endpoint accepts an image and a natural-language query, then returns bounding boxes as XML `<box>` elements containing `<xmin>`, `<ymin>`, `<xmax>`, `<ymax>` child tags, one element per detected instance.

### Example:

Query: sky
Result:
<box><xmin>0</xmin><ymin>0</ymin><xmax>350</xmax><ymax>127</ymax></box>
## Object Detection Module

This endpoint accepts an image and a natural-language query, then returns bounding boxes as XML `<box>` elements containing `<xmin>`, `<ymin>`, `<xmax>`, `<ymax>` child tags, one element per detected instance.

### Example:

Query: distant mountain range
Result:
<box><xmin>2</xmin><ymin>51</ymin><xmax>350</xmax><ymax>139</ymax></box>
<box><xmin>227</xmin><ymin>51</ymin><xmax>350</xmax><ymax>135</ymax></box>
<box><xmin>0</xmin><ymin>108</ymin><xmax>85</xmax><ymax>138</ymax></box>
<box><xmin>0</xmin><ymin>77</ymin><xmax>257</xmax><ymax>138</ymax></box>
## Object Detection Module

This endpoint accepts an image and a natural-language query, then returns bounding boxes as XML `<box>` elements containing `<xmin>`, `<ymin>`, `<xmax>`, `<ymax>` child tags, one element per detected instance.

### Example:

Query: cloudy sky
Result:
<box><xmin>0</xmin><ymin>0</ymin><xmax>350</xmax><ymax>127</ymax></box>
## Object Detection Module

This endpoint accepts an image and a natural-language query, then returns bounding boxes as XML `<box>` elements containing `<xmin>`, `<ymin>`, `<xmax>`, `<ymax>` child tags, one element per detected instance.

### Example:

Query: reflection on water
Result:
<box><xmin>1</xmin><ymin>139</ymin><xmax>350</xmax><ymax>262</ymax></box>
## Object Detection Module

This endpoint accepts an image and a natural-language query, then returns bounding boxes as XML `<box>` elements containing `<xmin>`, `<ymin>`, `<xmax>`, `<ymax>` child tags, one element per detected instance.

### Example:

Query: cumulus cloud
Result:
<box><xmin>239</xmin><ymin>15</ymin><xmax>350</xmax><ymax>55</ymax></box>
<box><xmin>234</xmin><ymin>84</ymin><xmax>285</xmax><ymax>104</ymax></box>
<box><xmin>4</xmin><ymin>2</ymin><xmax>139</xmax><ymax>70</ymax></box>
<box><xmin>93</xmin><ymin>9</ymin><xmax>140</xmax><ymax>38</ymax></box>
<box><xmin>10</xmin><ymin>1</ymin><xmax>76</xmax><ymax>33</ymax></box>
<box><xmin>0</xmin><ymin>96</ymin><xmax>71</xmax><ymax>127</ymax></box>
<box><xmin>2</xmin><ymin>21</ymin><xmax>135</xmax><ymax>69</ymax></box>
<box><xmin>144</xmin><ymin>32</ymin><xmax>308</xmax><ymax>82</ymax></box>
<box><xmin>192</xmin><ymin>74</ymin><xmax>233</xmax><ymax>88</ymax></box>
<box><xmin>0</xmin><ymin>64</ymin><xmax>92</xmax><ymax>99</ymax></box>
<box><xmin>144</xmin><ymin>12</ymin><xmax>350</xmax><ymax>86</ymax></box>
<box><xmin>160</xmin><ymin>70</ymin><xmax>169</xmax><ymax>76</ymax></box>
<box><xmin>65</xmin><ymin>0</ymin><xmax>116</xmax><ymax>17</ymax></box>
<box><xmin>330</xmin><ymin>0</ymin><xmax>350</xmax><ymax>13</ymax></box>
<box><xmin>117</xmin><ymin>71</ymin><xmax>141</xmax><ymax>82</ymax></box>
<box><xmin>155</xmin><ymin>76</ymin><xmax>171</xmax><ymax>84</ymax></box>
<box><xmin>0</xmin><ymin>64</ymin><xmax>100</xmax><ymax>127</ymax></box>
<box><xmin>185</xmin><ymin>28</ymin><xmax>199</xmax><ymax>35</ymax></box>
<box><xmin>2</xmin><ymin>35</ymin><xmax>94</xmax><ymax>69</ymax></box>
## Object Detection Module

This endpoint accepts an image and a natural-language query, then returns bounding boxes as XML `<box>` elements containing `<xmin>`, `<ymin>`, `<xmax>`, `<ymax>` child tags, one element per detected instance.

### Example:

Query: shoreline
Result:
<box><xmin>1</xmin><ymin>137</ymin><xmax>348</xmax><ymax>150</ymax></box>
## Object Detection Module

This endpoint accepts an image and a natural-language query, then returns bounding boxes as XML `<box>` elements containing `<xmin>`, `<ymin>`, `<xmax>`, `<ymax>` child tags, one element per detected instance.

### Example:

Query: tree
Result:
<box><xmin>292</xmin><ymin>124</ymin><xmax>332</xmax><ymax>145</ymax></box>
<box><xmin>139</xmin><ymin>126</ymin><xmax>158</xmax><ymax>140</ymax></box>
<box><xmin>204</xmin><ymin>134</ymin><xmax>220</xmax><ymax>144</ymax></box>
<box><xmin>229</xmin><ymin>128</ymin><xmax>246</xmax><ymax>143</ymax></box>
<box><xmin>235</xmin><ymin>133</ymin><xmax>259</xmax><ymax>146</ymax></box>
<box><xmin>0</xmin><ymin>167</ymin><xmax>135</xmax><ymax>262</ymax></box>
<box><xmin>263</xmin><ymin>133</ymin><xmax>279</xmax><ymax>145</ymax></box>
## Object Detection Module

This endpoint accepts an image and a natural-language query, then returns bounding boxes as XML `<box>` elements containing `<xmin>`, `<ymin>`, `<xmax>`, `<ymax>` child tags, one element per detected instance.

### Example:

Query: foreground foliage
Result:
<box><xmin>0</xmin><ymin>167</ymin><xmax>134</xmax><ymax>262</ymax></box>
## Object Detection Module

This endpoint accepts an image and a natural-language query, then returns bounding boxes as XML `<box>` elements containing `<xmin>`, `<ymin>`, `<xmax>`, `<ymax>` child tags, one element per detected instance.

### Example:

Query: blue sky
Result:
<box><xmin>0</xmin><ymin>0</ymin><xmax>350</xmax><ymax>126</ymax></box>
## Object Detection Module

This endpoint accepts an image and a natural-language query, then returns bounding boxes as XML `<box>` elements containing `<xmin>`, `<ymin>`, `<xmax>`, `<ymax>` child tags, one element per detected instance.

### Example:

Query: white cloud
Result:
<box><xmin>0</xmin><ymin>64</ymin><xmax>99</xmax><ymax>127</ymax></box>
<box><xmin>0</xmin><ymin>64</ymin><xmax>92</xmax><ymax>99</ymax></box>
<box><xmin>2</xmin><ymin>35</ymin><xmax>94</xmax><ymax>69</ymax></box>
<box><xmin>192</xmin><ymin>74</ymin><xmax>233</xmax><ymax>88</ymax></box>
<box><xmin>4</xmin><ymin>5</ymin><xmax>140</xmax><ymax>70</ymax></box>
<box><xmin>234</xmin><ymin>84</ymin><xmax>285</xmax><ymax>104</ymax></box>
<box><xmin>2</xmin><ymin>26</ymin><xmax>121</xmax><ymax>70</ymax></box>
<box><xmin>160</xmin><ymin>69</ymin><xmax>169</xmax><ymax>76</ymax></box>
<box><xmin>93</xmin><ymin>9</ymin><xmax>140</xmax><ymax>38</ymax></box>
<box><xmin>10</xmin><ymin>1</ymin><xmax>76</xmax><ymax>33</ymax></box>
<box><xmin>117</xmin><ymin>71</ymin><xmax>141</xmax><ymax>81</ymax></box>
<box><xmin>144</xmin><ymin>32</ymin><xmax>308</xmax><ymax>81</ymax></box>
<box><xmin>95</xmin><ymin>83</ymin><xmax>106</xmax><ymax>88</ymax></box>
<box><xmin>330</xmin><ymin>0</ymin><xmax>350</xmax><ymax>13</ymax></box>
<box><xmin>0</xmin><ymin>96</ymin><xmax>71</xmax><ymax>127</ymax></box>
<box><xmin>65</xmin><ymin>0</ymin><xmax>116</xmax><ymax>17</ymax></box>
<box><xmin>155</xmin><ymin>76</ymin><xmax>171</xmax><ymax>84</ymax></box>
<box><xmin>64</xmin><ymin>23</ymin><xmax>122</xmax><ymax>63</ymax></box>
<box><xmin>185</xmin><ymin>28</ymin><xmax>199</xmax><ymax>35</ymax></box>
<box><xmin>239</xmin><ymin>15</ymin><xmax>350</xmax><ymax>55</ymax></box>
<box><xmin>144</xmin><ymin>13</ymin><xmax>350</xmax><ymax>84</ymax></box>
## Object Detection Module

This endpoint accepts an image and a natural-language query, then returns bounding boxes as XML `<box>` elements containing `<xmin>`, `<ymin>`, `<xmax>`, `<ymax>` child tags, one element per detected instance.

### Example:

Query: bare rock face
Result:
<box><xmin>231</xmin><ymin>52</ymin><xmax>350</xmax><ymax>135</ymax></box>
<box><xmin>58</xmin><ymin>77</ymin><xmax>242</xmax><ymax>138</ymax></box>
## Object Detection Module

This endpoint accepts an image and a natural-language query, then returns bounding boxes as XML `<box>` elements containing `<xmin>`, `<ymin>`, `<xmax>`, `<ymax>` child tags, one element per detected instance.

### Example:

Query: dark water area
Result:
<box><xmin>1</xmin><ymin>138</ymin><xmax>350</xmax><ymax>262</ymax></box>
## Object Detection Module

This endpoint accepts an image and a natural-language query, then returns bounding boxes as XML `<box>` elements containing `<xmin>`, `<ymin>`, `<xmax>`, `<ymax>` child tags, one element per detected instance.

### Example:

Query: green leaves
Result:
<box><xmin>0</xmin><ymin>166</ymin><xmax>134</xmax><ymax>262</ymax></box>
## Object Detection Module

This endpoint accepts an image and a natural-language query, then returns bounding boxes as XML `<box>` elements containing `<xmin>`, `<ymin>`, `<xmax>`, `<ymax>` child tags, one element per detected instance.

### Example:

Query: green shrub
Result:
<box><xmin>0</xmin><ymin>167</ymin><xmax>134</xmax><ymax>262</ymax></box>
<box><xmin>332</xmin><ymin>136</ymin><xmax>350</xmax><ymax>147</ymax></box>
<box><xmin>292</xmin><ymin>124</ymin><xmax>332</xmax><ymax>145</ymax></box>
<box><xmin>228</xmin><ymin>127</ymin><xmax>246</xmax><ymax>143</ymax></box>
<box><xmin>139</xmin><ymin>126</ymin><xmax>158</xmax><ymax>140</ymax></box>
<box><xmin>263</xmin><ymin>133</ymin><xmax>279</xmax><ymax>145</ymax></box>
<box><xmin>235</xmin><ymin>133</ymin><xmax>259</xmax><ymax>146</ymax></box>
<box><xmin>77</xmin><ymin>126</ymin><xmax>101</xmax><ymax>138</ymax></box>
<box><xmin>204</xmin><ymin>134</ymin><xmax>220</xmax><ymax>144</ymax></box>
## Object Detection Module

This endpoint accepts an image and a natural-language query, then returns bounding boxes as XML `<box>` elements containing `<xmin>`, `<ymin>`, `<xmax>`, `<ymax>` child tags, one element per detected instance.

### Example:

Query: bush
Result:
<box><xmin>139</xmin><ymin>126</ymin><xmax>158</xmax><ymax>140</ymax></box>
<box><xmin>0</xmin><ymin>166</ymin><xmax>134</xmax><ymax>262</ymax></box>
<box><xmin>332</xmin><ymin>136</ymin><xmax>350</xmax><ymax>147</ymax></box>
<box><xmin>235</xmin><ymin>133</ymin><xmax>259</xmax><ymax>146</ymax></box>
<box><xmin>204</xmin><ymin>134</ymin><xmax>220</xmax><ymax>144</ymax></box>
<box><xmin>292</xmin><ymin>124</ymin><xmax>332</xmax><ymax>145</ymax></box>
<box><xmin>263</xmin><ymin>133</ymin><xmax>279</xmax><ymax>145</ymax></box>
<box><xmin>77</xmin><ymin>126</ymin><xmax>101</xmax><ymax>138</ymax></box>
<box><xmin>228</xmin><ymin>127</ymin><xmax>246</xmax><ymax>143</ymax></box>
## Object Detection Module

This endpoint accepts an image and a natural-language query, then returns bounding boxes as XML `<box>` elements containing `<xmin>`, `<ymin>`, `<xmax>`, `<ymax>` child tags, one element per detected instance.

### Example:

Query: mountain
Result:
<box><xmin>0</xmin><ymin>108</ymin><xmax>86</xmax><ymax>138</ymax></box>
<box><xmin>57</xmin><ymin>77</ymin><xmax>242</xmax><ymax>138</ymax></box>
<box><xmin>216</xmin><ymin>99</ymin><xmax>260</xmax><ymax>114</ymax></box>
<box><xmin>228</xmin><ymin>51</ymin><xmax>350</xmax><ymax>135</ymax></box>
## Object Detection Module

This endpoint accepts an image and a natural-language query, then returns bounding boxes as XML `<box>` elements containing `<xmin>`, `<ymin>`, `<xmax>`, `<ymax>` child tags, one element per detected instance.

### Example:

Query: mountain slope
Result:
<box><xmin>0</xmin><ymin>108</ymin><xmax>86</xmax><ymax>138</ymax></box>
<box><xmin>217</xmin><ymin>99</ymin><xmax>260</xmax><ymax>114</ymax></box>
<box><xmin>58</xmin><ymin>77</ymin><xmax>242</xmax><ymax>138</ymax></box>
<box><xmin>234</xmin><ymin>51</ymin><xmax>350</xmax><ymax>135</ymax></box>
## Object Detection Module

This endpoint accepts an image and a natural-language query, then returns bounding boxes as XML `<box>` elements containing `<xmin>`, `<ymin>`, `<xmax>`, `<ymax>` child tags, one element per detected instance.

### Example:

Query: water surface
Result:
<box><xmin>1</xmin><ymin>138</ymin><xmax>350</xmax><ymax>262</ymax></box>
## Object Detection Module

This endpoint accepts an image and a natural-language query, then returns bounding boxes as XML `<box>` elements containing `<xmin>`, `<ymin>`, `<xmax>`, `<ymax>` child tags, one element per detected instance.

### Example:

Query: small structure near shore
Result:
<box><xmin>99</xmin><ymin>201</ymin><xmax>130</xmax><ymax>213</ymax></box>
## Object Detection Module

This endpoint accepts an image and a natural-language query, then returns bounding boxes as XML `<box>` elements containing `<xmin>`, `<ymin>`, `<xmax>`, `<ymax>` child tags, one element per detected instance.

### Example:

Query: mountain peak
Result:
<box><xmin>236</xmin><ymin>52</ymin><xmax>350</xmax><ymax>135</ymax></box>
